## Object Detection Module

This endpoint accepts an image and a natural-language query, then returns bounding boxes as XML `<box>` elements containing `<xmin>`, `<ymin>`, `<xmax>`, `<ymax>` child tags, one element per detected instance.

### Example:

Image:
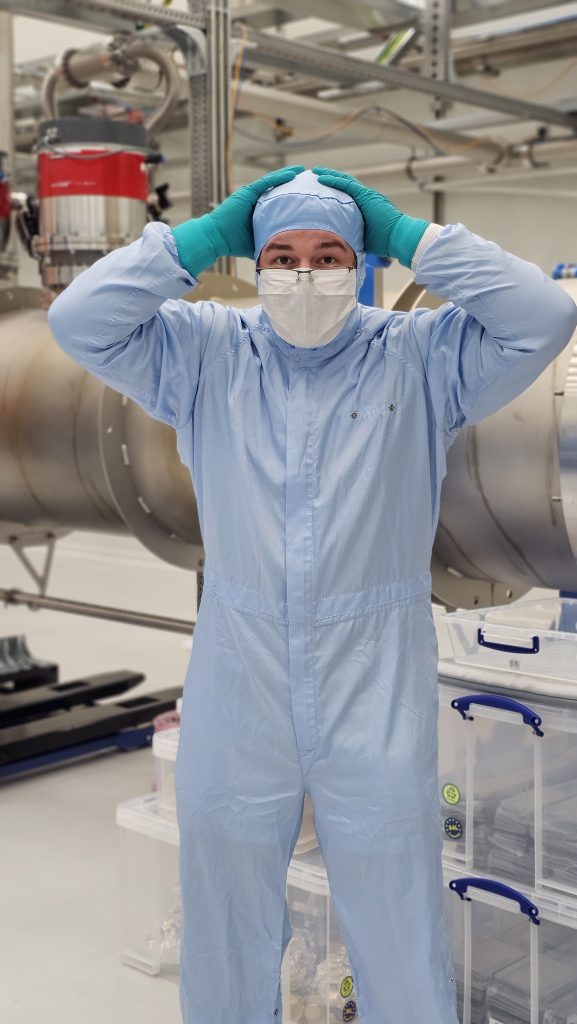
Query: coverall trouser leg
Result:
<box><xmin>306</xmin><ymin>777</ymin><xmax>459</xmax><ymax>1023</ymax></box>
<box><xmin>175</xmin><ymin>592</ymin><xmax>459</xmax><ymax>1024</ymax></box>
<box><xmin>175</xmin><ymin>595</ymin><xmax>306</xmax><ymax>1024</ymax></box>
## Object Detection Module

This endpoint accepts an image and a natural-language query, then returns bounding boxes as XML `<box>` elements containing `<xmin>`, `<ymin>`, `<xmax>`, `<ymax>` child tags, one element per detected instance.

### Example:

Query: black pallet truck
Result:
<box><xmin>0</xmin><ymin>634</ymin><xmax>180</xmax><ymax>781</ymax></box>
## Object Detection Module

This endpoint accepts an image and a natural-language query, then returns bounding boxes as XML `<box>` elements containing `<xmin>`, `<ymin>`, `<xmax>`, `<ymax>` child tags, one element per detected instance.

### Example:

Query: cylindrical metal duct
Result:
<box><xmin>33</xmin><ymin>117</ymin><xmax>149</xmax><ymax>290</ymax></box>
<box><xmin>0</xmin><ymin>291</ymin><xmax>203</xmax><ymax>570</ymax></box>
<box><xmin>393</xmin><ymin>279</ymin><xmax>577</xmax><ymax>606</ymax></box>
<box><xmin>1</xmin><ymin>278</ymin><xmax>576</xmax><ymax>607</ymax></box>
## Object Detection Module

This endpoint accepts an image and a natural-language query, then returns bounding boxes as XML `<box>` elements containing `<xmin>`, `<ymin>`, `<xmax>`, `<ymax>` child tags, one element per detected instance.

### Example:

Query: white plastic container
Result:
<box><xmin>153</xmin><ymin>727</ymin><xmax>179</xmax><ymax>820</ymax></box>
<box><xmin>284</xmin><ymin>845</ymin><xmax>357</xmax><ymax>1024</ymax></box>
<box><xmin>442</xmin><ymin>597</ymin><xmax>577</xmax><ymax>683</ymax></box>
<box><xmin>438</xmin><ymin>671</ymin><xmax>577</xmax><ymax>905</ymax></box>
<box><xmin>115</xmin><ymin>791</ymin><xmax>352</xmax><ymax>1017</ymax></box>
<box><xmin>116</xmin><ymin>793</ymin><xmax>180</xmax><ymax>977</ymax></box>
<box><xmin>444</xmin><ymin>867</ymin><xmax>577</xmax><ymax>1024</ymax></box>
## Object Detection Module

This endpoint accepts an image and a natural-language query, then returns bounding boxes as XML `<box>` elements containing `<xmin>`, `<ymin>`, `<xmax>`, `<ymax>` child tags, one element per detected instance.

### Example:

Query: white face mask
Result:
<box><xmin>257</xmin><ymin>267</ymin><xmax>357</xmax><ymax>348</ymax></box>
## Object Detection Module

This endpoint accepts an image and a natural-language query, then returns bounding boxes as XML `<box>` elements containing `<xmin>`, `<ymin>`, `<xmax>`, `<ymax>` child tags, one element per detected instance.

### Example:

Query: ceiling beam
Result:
<box><xmin>237</xmin><ymin>24</ymin><xmax>577</xmax><ymax>130</ymax></box>
<box><xmin>0</xmin><ymin>0</ymin><xmax>206</xmax><ymax>33</ymax></box>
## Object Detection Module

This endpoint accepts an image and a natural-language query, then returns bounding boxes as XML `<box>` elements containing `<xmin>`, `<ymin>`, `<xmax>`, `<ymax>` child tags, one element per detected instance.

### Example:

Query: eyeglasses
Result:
<box><xmin>256</xmin><ymin>267</ymin><xmax>355</xmax><ymax>281</ymax></box>
<box><xmin>257</xmin><ymin>266</ymin><xmax>357</xmax><ymax>297</ymax></box>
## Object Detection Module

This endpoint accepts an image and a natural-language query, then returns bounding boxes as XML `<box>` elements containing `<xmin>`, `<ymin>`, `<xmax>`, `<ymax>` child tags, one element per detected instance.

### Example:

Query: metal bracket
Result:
<box><xmin>525</xmin><ymin>138</ymin><xmax>550</xmax><ymax>170</ymax></box>
<box><xmin>482</xmin><ymin>146</ymin><xmax>508</xmax><ymax>176</ymax></box>
<box><xmin>404</xmin><ymin>154</ymin><xmax>427</xmax><ymax>191</ymax></box>
<box><xmin>8</xmin><ymin>532</ymin><xmax>57</xmax><ymax>598</ymax></box>
<box><xmin>161</xmin><ymin>24</ymin><xmax>207</xmax><ymax>77</ymax></box>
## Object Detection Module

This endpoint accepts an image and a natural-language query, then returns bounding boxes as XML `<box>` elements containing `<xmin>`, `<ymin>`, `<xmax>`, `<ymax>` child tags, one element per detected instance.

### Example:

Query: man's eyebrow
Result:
<box><xmin>263</xmin><ymin>239</ymin><xmax>349</xmax><ymax>252</ymax></box>
<box><xmin>264</xmin><ymin>242</ymin><xmax>294</xmax><ymax>251</ymax></box>
<box><xmin>318</xmin><ymin>240</ymin><xmax>348</xmax><ymax>251</ymax></box>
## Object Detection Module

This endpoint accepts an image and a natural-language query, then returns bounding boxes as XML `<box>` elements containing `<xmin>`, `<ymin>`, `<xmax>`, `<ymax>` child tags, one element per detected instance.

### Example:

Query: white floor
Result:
<box><xmin>0</xmin><ymin>531</ymin><xmax>549</xmax><ymax>1024</ymax></box>
<box><xmin>1</xmin><ymin>533</ymin><xmax>192</xmax><ymax>1024</ymax></box>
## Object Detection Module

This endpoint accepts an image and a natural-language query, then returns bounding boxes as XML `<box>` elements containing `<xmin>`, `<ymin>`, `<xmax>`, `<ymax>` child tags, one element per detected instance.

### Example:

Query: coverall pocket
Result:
<box><xmin>341</xmin><ymin>399</ymin><xmax>401</xmax><ymax>422</ymax></box>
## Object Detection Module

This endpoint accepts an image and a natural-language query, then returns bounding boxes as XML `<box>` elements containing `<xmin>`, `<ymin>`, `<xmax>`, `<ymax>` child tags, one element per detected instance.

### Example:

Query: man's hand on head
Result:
<box><xmin>312</xmin><ymin>168</ymin><xmax>429</xmax><ymax>268</ymax></box>
<box><xmin>171</xmin><ymin>166</ymin><xmax>305</xmax><ymax>278</ymax></box>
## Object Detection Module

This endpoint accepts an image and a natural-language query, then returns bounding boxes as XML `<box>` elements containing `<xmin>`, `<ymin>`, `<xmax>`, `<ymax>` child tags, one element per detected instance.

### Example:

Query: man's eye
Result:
<box><xmin>275</xmin><ymin>255</ymin><xmax>294</xmax><ymax>265</ymax></box>
<box><xmin>319</xmin><ymin>255</ymin><xmax>337</xmax><ymax>265</ymax></box>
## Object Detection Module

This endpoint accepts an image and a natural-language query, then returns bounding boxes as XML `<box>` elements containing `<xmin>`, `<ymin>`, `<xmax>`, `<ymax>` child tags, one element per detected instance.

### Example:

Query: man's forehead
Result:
<box><xmin>263</xmin><ymin>230</ymin><xmax>350</xmax><ymax>250</ymax></box>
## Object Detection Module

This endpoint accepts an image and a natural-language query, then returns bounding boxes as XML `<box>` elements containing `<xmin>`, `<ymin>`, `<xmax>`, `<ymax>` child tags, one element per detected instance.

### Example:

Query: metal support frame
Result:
<box><xmin>164</xmin><ymin>22</ymin><xmax>211</xmax><ymax>219</ymax></box>
<box><xmin>421</xmin><ymin>0</ymin><xmax>452</xmax><ymax>119</ymax></box>
<box><xmin>421</xmin><ymin>0</ymin><xmax>452</xmax><ymax>223</ymax></box>
<box><xmin>0</xmin><ymin>586</ymin><xmax>195</xmax><ymax>634</ymax></box>
<box><xmin>236</xmin><ymin>25</ymin><xmax>577</xmax><ymax>131</ymax></box>
<box><xmin>0</xmin><ymin>12</ymin><xmax>13</xmax><ymax>174</ymax></box>
<box><xmin>207</xmin><ymin>0</ymin><xmax>231</xmax><ymax>271</ymax></box>
<box><xmin>0</xmin><ymin>10</ymin><xmax>17</xmax><ymax>281</ymax></box>
<box><xmin>0</xmin><ymin>0</ymin><xmax>206</xmax><ymax>33</ymax></box>
<box><xmin>8</xmin><ymin>534</ymin><xmax>57</xmax><ymax>597</ymax></box>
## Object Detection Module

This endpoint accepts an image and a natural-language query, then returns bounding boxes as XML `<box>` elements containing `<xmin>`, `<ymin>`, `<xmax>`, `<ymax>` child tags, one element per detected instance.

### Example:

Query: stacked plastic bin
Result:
<box><xmin>116</xmin><ymin>727</ymin><xmax>181</xmax><ymax>977</ymax></box>
<box><xmin>284</xmin><ymin>845</ymin><xmax>358</xmax><ymax>1023</ymax></box>
<box><xmin>439</xmin><ymin>595</ymin><xmax>577</xmax><ymax>1024</ymax></box>
<box><xmin>116</xmin><ymin>727</ymin><xmax>357</xmax><ymax>1019</ymax></box>
<box><xmin>116</xmin><ymin>595</ymin><xmax>577</xmax><ymax>1021</ymax></box>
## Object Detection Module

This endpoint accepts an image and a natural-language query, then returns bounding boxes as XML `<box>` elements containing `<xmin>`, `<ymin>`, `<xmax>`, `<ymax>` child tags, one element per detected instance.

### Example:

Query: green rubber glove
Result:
<box><xmin>172</xmin><ymin>165</ymin><xmax>305</xmax><ymax>277</ymax></box>
<box><xmin>312</xmin><ymin>167</ymin><xmax>429</xmax><ymax>268</ymax></box>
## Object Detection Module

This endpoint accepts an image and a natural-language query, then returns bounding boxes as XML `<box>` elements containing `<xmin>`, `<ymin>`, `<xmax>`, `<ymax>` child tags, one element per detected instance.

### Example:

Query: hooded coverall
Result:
<box><xmin>48</xmin><ymin>173</ymin><xmax>577</xmax><ymax>1024</ymax></box>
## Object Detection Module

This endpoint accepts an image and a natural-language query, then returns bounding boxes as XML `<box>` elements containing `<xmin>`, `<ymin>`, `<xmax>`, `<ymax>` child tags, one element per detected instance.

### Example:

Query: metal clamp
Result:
<box><xmin>404</xmin><ymin>154</ymin><xmax>427</xmax><ymax>191</ymax></box>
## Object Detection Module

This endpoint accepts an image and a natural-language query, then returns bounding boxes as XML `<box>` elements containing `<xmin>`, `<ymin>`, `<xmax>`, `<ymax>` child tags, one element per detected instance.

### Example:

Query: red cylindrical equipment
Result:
<box><xmin>34</xmin><ymin>117</ymin><xmax>150</xmax><ymax>289</ymax></box>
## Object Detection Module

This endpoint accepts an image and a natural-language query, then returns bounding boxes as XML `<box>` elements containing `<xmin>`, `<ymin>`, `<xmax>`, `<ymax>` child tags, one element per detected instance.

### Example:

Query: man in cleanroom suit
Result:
<box><xmin>48</xmin><ymin>166</ymin><xmax>577</xmax><ymax>1024</ymax></box>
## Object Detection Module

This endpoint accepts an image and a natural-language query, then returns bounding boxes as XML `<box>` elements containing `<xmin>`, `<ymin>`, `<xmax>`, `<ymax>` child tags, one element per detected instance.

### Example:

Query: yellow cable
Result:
<box><xmin>239</xmin><ymin>102</ymin><xmax>511</xmax><ymax>160</ymax></box>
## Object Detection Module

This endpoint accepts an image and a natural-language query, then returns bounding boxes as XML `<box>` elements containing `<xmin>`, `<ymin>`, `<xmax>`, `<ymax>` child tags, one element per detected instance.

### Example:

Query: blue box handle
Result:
<box><xmin>477</xmin><ymin>626</ymin><xmax>540</xmax><ymax>655</ymax></box>
<box><xmin>450</xmin><ymin>694</ymin><xmax>544</xmax><ymax>737</ymax></box>
<box><xmin>449</xmin><ymin>877</ymin><xmax>541</xmax><ymax>925</ymax></box>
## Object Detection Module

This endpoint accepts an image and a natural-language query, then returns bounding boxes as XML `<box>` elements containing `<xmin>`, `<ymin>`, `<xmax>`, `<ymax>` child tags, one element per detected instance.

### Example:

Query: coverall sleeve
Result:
<box><xmin>47</xmin><ymin>221</ymin><xmax>223</xmax><ymax>430</ymax></box>
<box><xmin>403</xmin><ymin>222</ymin><xmax>577</xmax><ymax>439</ymax></box>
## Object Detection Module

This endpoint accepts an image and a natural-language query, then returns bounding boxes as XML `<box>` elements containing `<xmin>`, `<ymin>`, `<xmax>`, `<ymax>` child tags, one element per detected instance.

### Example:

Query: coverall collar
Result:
<box><xmin>260</xmin><ymin>304</ymin><xmax>362</xmax><ymax>366</ymax></box>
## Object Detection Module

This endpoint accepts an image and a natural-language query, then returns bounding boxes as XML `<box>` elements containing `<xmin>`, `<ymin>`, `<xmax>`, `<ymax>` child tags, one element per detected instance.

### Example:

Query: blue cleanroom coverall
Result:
<box><xmin>48</xmin><ymin>172</ymin><xmax>577</xmax><ymax>1024</ymax></box>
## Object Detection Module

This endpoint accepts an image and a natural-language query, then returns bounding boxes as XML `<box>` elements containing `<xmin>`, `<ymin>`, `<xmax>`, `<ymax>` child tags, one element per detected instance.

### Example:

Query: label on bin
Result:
<box><xmin>444</xmin><ymin>817</ymin><xmax>463</xmax><ymax>840</ymax></box>
<box><xmin>340</xmin><ymin>976</ymin><xmax>354</xmax><ymax>999</ymax></box>
<box><xmin>442</xmin><ymin>783</ymin><xmax>461</xmax><ymax>806</ymax></box>
<box><xmin>343</xmin><ymin>1001</ymin><xmax>357</xmax><ymax>1021</ymax></box>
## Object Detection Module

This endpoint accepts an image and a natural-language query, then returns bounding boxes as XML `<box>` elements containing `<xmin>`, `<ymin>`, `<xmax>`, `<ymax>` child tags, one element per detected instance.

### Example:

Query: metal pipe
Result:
<box><xmin>0</xmin><ymin>587</ymin><xmax>195</xmax><ymax>634</ymax></box>
<box><xmin>41</xmin><ymin>38</ymin><xmax>181</xmax><ymax>135</ymax></box>
<box><xmin>339</xmin><ymin>135</ymin><xmax>577</xmax><ymax>185</ymax></box>
<box><xmin>123</xmin><ymin>40</ymin><xmax>181</xmax><ymax>134</ymax></box>
<box><xmin>0</xmin><ymin>304</ymin><xmax>204</xmax><ymax>570</ymax></box>
<box><xmin>40</xmin><ymin>68</ymin><xmax>60</xmax><ymax>120</ymax></box>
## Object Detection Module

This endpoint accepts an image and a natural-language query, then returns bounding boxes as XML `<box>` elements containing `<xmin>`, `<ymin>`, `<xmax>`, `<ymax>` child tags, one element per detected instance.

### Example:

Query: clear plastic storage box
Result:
<box><xmin>151</xmin><ymin>724</ymin><xmax>318</xmax><ymax>849</ymax></box>
<box><xmin>442</xmin><ymin>597</ymin><xmax>577</xmax><ymax>683</ymax></box>
<box><xmin>284</xmin><ymin>845</ymin><xmax>357</xmax><ymax>1024</ymax></box>
<box><xmin>153</xmin><ymin>727</ymin><xmax>179</xmax><ymax>820</ymax></box>
<box><xmin>115</xmin><ymin>792</ymin><xmax>355</xmax><ymax>1018</ymax></box>
<box><xmin>116</xmin><ymin>793</ymin><xmax>180</xmax><ymax>977</ymax></box>
<box><xmin>444</xmin><ymin>868</ymin><xmax>577</xmax><ymax>1024</ymax></box>
<box><xmin>438</xmin><ymin>673</ymin><xmax>577</xmax><ymax>905</ymax></box>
